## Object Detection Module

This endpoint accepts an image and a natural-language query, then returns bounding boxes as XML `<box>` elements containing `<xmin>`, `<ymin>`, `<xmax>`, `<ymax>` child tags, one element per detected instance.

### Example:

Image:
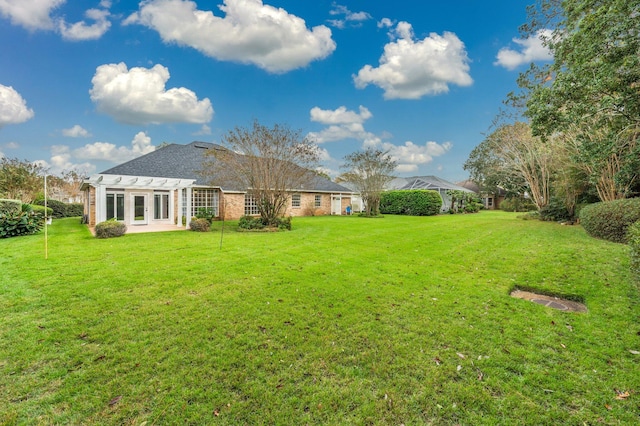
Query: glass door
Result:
<box><xmin>132</xmin><ymin>194</ymin><xmax>148</xmax><ymax>225</ymax></box>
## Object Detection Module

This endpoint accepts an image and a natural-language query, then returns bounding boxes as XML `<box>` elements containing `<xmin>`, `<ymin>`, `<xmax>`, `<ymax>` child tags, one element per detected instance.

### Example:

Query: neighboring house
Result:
<box><xmin>456</xmin><ymin>179</ymin><xmax>506</xmax><ymax>210</ymax></box>
<box><xmin>81</xmin><ymin>142</ymin><xmax>353</xmax><ymax>230</ymax></box>
<box><xmin>387</xmin><ymin>176</ymin><xmax>475</xmax><ymax>212</ymax></box>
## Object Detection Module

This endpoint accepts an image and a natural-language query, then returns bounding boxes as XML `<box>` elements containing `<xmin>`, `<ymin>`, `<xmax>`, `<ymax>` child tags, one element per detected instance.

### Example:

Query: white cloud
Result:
<box><xmin>125</xmin><ymin>0</ymin><xmax>336</xmax><ymax>73</ymax></box>
<box><xmin>74</xmin><ymin>131</ymin><xmax>155</xmax><ymax>163</ymax></box>
<box><xmin>62</xmin><ymin>124</ymin><xmax>91</xmax><ymax>138</ymax></box>
<box><xmin>0</xmin><ymin>84</ymin><xmax>34</xmax><ymax>128</ymax></box>
<box><xmin>89</xmin><ymin>62</ymin><xmax>213</xmax><ymax>125</ymax></box>
<box><xmin>354</xmin><ymin>22</ymin><xmax>472</xmax><ymax>99</ymax></box>
<box><xmin>5</xmin><ymin>141</ymin><xmax>19</xmax><ymax>149</ymax></box>
<box><xmin>328</xmin><ymin>4</ymin><xmax>371</xmax><ymax>29</ymax></box>
<box><xmin>495</xmin><ymin>29</ymin><xmax>553</xmax><ymax>70</ymax></box>
<box><xmin>37</xmin><ymin>145</ymin><xmax>96</xmax><ymax>175</ymax></box>
<box><xmin>376</xmin><ymin>140</ymin><xmax>453</xmax><ymax>172</ymax></box>
<box><xmin>310</xmin><ymin>105</ymin><xmax>371</xmax><ymax>125</ymax></box>
<box><xmin>0</xmin><ymin>0</ymin><xmax>64</xmax><ymax>30</ymax></box>
<box><xmin>59</xmin><ymin>7</ymin><xmax>111</xmax><ymax>41</ymax></box>
<box><xmin>377</xmin><ymin>18</ymin><xmax>394</xmax><ymax>29</ymax></box>
<box><xmin>309</xmin><ymin>104</ymin><xmax>451</xmax><ymax>173</ymax></box>
<box><xmin>0</xmin><ymin>0</ymin><xmax>112</xmax><ymax>40</ymax></box>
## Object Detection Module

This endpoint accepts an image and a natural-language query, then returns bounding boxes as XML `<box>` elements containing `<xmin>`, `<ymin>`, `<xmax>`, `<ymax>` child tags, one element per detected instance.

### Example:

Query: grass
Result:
<box><xmin>1</xmin><ymin>212</ymin><xmax>639</xmax><ymax>425</ymax></box>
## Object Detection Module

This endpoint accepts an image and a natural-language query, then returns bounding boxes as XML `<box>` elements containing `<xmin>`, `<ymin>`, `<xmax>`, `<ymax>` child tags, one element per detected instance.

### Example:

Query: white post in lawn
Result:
<box><xmin>44</xmin><ymin>174</ymin><xmax>48</xmax><ymax>260</ymax></box>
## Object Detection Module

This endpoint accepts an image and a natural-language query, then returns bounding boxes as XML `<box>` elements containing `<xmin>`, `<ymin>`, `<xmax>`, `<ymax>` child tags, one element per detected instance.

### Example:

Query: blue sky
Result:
<box><xmin>0</xmin><ymin>0</ymin><xmax>552</xmax><ymax>182</ymax></box>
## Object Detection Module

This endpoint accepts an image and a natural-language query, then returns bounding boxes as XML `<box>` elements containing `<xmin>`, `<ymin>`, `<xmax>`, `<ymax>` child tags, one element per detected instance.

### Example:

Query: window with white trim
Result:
<box><xmin>106</xmin><ymin>192</ymin><xmax>124</xmax><ymax>221</ymax></box>
<box><xmin>244</xmin><ymin>194</ymin><xmax>259</xmax><ymax>216</ymax></box>
<box><xmin>292</xmin><ymin>194</ymin><xmax>301</xmax><ymax>208</ymax></box>
<box><xmin>314</xmin><ymin>194</ymin><xmax>321</xmax><ymax>208</ymax></box>
<box><xmin>154</xmin><ymin>192</ymin><xmax>170</xmax><ymax>220</ymax></box>
<box><xmin>191</xmin><ymin>188</ymin><xmax>219</xmax><ymax>218</ymax></box>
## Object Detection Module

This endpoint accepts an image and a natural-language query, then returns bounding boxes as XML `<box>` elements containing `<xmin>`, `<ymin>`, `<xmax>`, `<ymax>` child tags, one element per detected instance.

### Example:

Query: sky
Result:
<box><xmin>0</xmin><ymin>0</ymin><xmax>552</xmax><ymax>182</ymax></box>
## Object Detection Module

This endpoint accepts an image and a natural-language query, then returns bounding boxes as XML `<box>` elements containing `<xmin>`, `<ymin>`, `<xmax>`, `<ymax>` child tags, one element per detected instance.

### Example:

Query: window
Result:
<box><xmin>244</xmin><ymin>194</ymin><xmax>259</xmax><ymax>216</ymax></box>
<box><xmin>292</xmin><ymin>194</ymin><xmax>301</xmax><ymax>208</ymax></box>
<box><xmin>314</xmin><ymin>195</ymin><xmax>321</xmax><ymax>208</ymax></box>
<box><xmin>487</xmin><ymin>197</ymin><xmax>493</xmax><ymax>207</ymax></box>
<box><xmin>106</xmin><ymin>192</ymin><xmax>124</xmax><ymax>220</ymax></box>
<box><xmin>191</xmin><ymin>188</ymin><xmax>219</xmax><ymax>218</ymax></box>
<box><xmin>154</xmin><ymin>192</ymin><xmax>170</xmax><ymax>220</ymax></box>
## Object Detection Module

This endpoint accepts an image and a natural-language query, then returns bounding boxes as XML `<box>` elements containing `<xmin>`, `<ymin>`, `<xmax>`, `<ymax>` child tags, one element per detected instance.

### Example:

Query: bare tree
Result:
<box><xmin>340</xmin><ymin>148</ymin><xmax>396</xmax><ymax>216</ymax></box>
<box><xmin>202</xmin><ymin>120</ymin><xmax>320</xmax><ymax>226</ymax></box>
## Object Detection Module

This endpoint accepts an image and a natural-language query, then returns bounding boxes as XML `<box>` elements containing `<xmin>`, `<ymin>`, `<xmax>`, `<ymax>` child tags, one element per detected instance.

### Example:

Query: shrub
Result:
<box><xmin>579</xmin><ymin>198</ymin><xmax>640</xmax><ymax>243</ymax></box>
<box><xmin>30</xmin><ymin>204</ymin><xmax>53</xmax><ymax>220</ymax></box>
<box><xmin>0</xmin><ymin>199</ymin><xmax>22</xmax><ymax>215</ymax></box>
<box><xmin>540</xmin><ymin>197</ymin><xmax>572</xmax><ymax>222</ymax></box>
<box><xmin>189</xmin><ymin>218</ymin><xmax>211</xmax><ymax>232</ymax></box>
<box><xmin>629</xmin><ymin>221</ymin><xmax>640</xmax><ymax>280</ymax></box>
<box><xmin>66</xmin><ymin>203</ymin><xmax>84</xmax><ymax>217</ymax></box>
<box><xmin>195</xmin><ymin>208</ymin><xmax>215</xmax><ymax>224</ymax></box>
<box><xmin>0</xmin><ymin>210</ymin><xmax>43</xmax><ymax>238</ymax></box>
<box><xmin>239</xmin><ymin>215</ymin><xmax>265</xmax><ymax>230</ymax></box>
<box><xmin>94</xmin><ymin>219</ymin><xmax>127</xmax><ymax>239</ymax></box>
<box><xmin>276</xmin><ymin>216</ymin><xmax>292</xmax><ymax>231</ymax></box>
<box><xmin>500</xmin><ymin>197</ymin><xmax>537</xmax><ymax>212</ymax></box>
<box><xmin>380</xmin><ymin>190</ymin><xmax>442</xmax><ymax>216</ymax></box>
<box><xmin>33</xmin><ymin>199</ymin><xmax>68</xmax><ymax>218</ymax></box>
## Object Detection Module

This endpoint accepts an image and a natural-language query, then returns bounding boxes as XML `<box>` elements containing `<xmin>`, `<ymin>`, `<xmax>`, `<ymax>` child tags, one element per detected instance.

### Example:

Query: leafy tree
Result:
<box><xmin>465</xmin><ymin>122</ymin><xmax>555</xmax><ymax>210</ymax></box>
<box><xmin>0</xmin><ymin>157</ymin><xmax>47</xmax><ymax>203</ymax></box>
<box><xmin>517</xmin><ymin>0</ymin><xmax>640</xmax><ymax>200</ymax></box>
<box><xmin>340</xmin><ymin>148</ymin><xmax>396</xmax><ymax>216</ymax></box>
<box><xmin>201</xmin><ymin>120</ymin><xmax>319</xmax><ymax>227</ymax></box>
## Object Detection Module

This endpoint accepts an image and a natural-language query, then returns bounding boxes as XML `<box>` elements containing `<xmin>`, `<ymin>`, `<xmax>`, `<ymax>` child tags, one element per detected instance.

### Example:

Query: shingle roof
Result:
<box><xmin>100</xmin><ymin>141</ymin><xmax>352</xmax><ymax>193</ymax></box>
<box><xmin>388</xmin><ymin>175</ymin><xmax>475</xmax><ymax>192</ymax></box>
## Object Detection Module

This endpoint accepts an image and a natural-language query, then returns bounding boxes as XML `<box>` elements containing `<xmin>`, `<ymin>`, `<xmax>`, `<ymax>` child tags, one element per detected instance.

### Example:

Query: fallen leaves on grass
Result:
<box><xmin>629</xmin><ymin>350</ymin><xmax>640</xmax><ymax>355</ymax></box>
<box><xmin>614</xmin><ymin>390</ymin><xmax>630</xmax><ymax>400</ymax></box>
<box><xmin>108</xmin><ymin>396</ymin><xmax>122</xmax><ymax>406</ymax></box>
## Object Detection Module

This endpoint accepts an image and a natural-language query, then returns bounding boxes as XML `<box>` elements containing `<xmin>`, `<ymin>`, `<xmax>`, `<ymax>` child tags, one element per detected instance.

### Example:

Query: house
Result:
<box><xmin>387</xmin><ymin>175</ymin><xmax>475</xmax><ymax>212</ymax></box>
<box><xmin>456</xmin><ymin>179</ymin><xmax>506</xmax><ymax>210</ymax></box>
<box><xmin>81</xmin><ymin>142</ymin><xmax>353</xmax><ymax>230</ymax></box>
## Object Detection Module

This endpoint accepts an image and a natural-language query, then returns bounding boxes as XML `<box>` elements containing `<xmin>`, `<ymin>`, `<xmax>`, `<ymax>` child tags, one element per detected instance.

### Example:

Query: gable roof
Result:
<box><xmin>100</xmin><ymin>141</ymin><xmax>351</xmax><ymax>193</ymax></box>
<box><xmin>388</xmin><ymin>175</ymin><xmax>474</xmax><ymax>192</ymax></box>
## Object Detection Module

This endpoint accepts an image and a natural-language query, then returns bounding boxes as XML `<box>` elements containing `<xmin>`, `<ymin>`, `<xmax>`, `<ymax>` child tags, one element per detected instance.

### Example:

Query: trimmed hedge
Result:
<box><xmin>579</xmin><ymin>198</ymin><xmax>640</xmax><ymax>243</ymax></box>
<box><xmin>33</xmin><ymin>199</ymin><xmax>83</xmax><ymax>218</ymax></box>
<box><xmin>95</xmin><ymin>220</ymin><xmax>127</xmax><ymax>238</ymax></box>
<box><xmin>0</xmin><ymin>199</ymin><xmax>22</xmax><ymax>215</ymax></box>
<box><xmin>30</xmin><ymin>204</ymin><xmax>54</xmax><ymax>220</ymax></box>
<box><xmin>629</xmin><ymin>221</ymin><xmax>640</xmax><ymax>280</ymax></box>
<box><xmin>0</xmin><ymin>210</ymin><xmax>42</xmax><ymax>238</ymax></box>
<box><xmin>380</xmin><ymin>190</ymin><xmax>442</xmax><ymax>216</ymax></box>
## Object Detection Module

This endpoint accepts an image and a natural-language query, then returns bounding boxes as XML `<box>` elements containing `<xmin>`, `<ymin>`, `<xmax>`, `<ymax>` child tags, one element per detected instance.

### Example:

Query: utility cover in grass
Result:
<box><xmin>511</xmin><ymin>290</ymin><xmax>587</xmax><ymax>312</ymax></box>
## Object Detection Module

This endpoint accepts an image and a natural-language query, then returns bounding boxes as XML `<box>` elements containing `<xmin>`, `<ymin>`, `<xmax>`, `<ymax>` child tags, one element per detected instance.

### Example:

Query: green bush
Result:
<box><xmin>579</xmin><ymin>198</ymin><xmax>640</xmax><ymax>243</ymax></box>
<box><xmin>629</xmin><ymin>221</ymin><xmax>640</xmax><ymax>280</ymax></box>
<box><xmin>0</xmin><ymin>199</ymin><xmax>22</xmax><ymax>215</ymax></box>
<box><xmin>196</xmin><ymin>207</ymin><xmax>215</xmax><ymax>224</ymax></box>
<box><xmin>66</xmin><ymin>203</ymin><xmax>84</xmax><ymax>217</ymax></box>
<box><xmin>189</xmin><ymin>218</ymin><xmax>211</xmax><ymax>232</ymax></box>
<box><xmin>239</xmin><ymin>215</ymin><xmax>265</xmax><ymax>230</ymax></box>
<box><xmin>500</xmin><ymin>197</ymin><xmax>537</xmax><ymax>212</ymax></box>
<box><xmin>276</xmin><ymin>216</ymin><xmax>292</xmax><ymax>231</ymax></box>
<box><xmin>540</xmin><ymin>197</ymin><xmax>572</xmax><ymax>222</ymax></box>
<box><xmin>0</xmin><ymin>210</ymin><xmax>43</xmax><ymax>238</ymax></box>
<box><xmin>30</xmin><ymin>204</ymin><xmax>53</xmax><ymax>220</ymax></box>
<box><xmin>94</xmin><ymin>219</ymin><xmax>127</xmax><ymax>239</ymax></box>
<box><xmin>380</xmin><ymin>190</ymin><xmax>442</xmax><ymax>216</ymax></box>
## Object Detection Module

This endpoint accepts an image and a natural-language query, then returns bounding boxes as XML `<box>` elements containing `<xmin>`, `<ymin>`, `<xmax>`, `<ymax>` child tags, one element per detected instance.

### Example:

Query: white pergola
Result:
<box><xmin>84</xmin><ymin>174</ymin><xmax>196</xmax><ymax>226</ymax></box>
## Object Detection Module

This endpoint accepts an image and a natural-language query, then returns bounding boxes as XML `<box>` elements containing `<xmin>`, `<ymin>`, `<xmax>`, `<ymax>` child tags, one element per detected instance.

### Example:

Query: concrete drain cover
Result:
<box><xmin>511</xmin><ymin>290</ymin><xmax>587</xmax><ymax>312</ymax></box>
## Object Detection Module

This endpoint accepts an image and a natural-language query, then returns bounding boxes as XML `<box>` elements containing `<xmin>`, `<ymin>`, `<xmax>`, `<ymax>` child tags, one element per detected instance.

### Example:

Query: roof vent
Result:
<box><xmin>193</xmin><ymin>142</ymin><xmax>210</xmax><ymax>149</ymax></box>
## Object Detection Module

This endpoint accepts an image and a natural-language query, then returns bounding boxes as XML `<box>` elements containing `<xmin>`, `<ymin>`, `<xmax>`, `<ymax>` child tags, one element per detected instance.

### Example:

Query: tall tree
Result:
<box><xmin>465</xmin><ymin>122</ymin><xmax>555</xmax><ymax>210</ymax></box>
<box><xmin>518</xmin><ymin>0</ymin><xmax>640</xmax><ymax>200</ymax></box>
<box><xmin>0</xmin><ymin>157</ymin><xmax>47</xmax><ymax>203</ymax></box>
<box><xmin>201</xmin><ymin>120</ymin><xmax>320</xmax><ymax>226</ymax></box>
<box><xmin>340</xmin><ymin>148</ymin><xmax>397</xmax><ymax>216</ymax></box>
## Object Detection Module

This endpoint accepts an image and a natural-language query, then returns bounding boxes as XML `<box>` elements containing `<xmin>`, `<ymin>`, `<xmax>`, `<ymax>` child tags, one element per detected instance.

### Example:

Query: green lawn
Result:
<box><xmin>1</xmin><ymin>212</ymin><xmax>638</xmax><ymax>425</ymax></box>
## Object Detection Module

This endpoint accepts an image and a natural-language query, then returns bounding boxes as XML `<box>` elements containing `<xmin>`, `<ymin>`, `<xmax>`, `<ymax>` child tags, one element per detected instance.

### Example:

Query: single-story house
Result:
<box><xmin>81</xmin><ymin>141</ymin><xmax>353</xmax><ymax>230</ymax></box>
<box><xmin>456</xmin><ymin>179</ymin><xmax>506</xmax><ymax>210</ymax></box>
<box><xmin>387</xmin><ymin>175</ymin><xmax>475</xmax><ymax>212</ymax></box>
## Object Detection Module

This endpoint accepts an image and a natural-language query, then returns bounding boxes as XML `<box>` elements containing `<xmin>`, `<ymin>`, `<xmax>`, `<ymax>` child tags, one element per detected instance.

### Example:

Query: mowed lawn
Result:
<box><xmin>1</xmin><ymin>212</ymin><xmax>638</xmax><ymax>425</ymax></box>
